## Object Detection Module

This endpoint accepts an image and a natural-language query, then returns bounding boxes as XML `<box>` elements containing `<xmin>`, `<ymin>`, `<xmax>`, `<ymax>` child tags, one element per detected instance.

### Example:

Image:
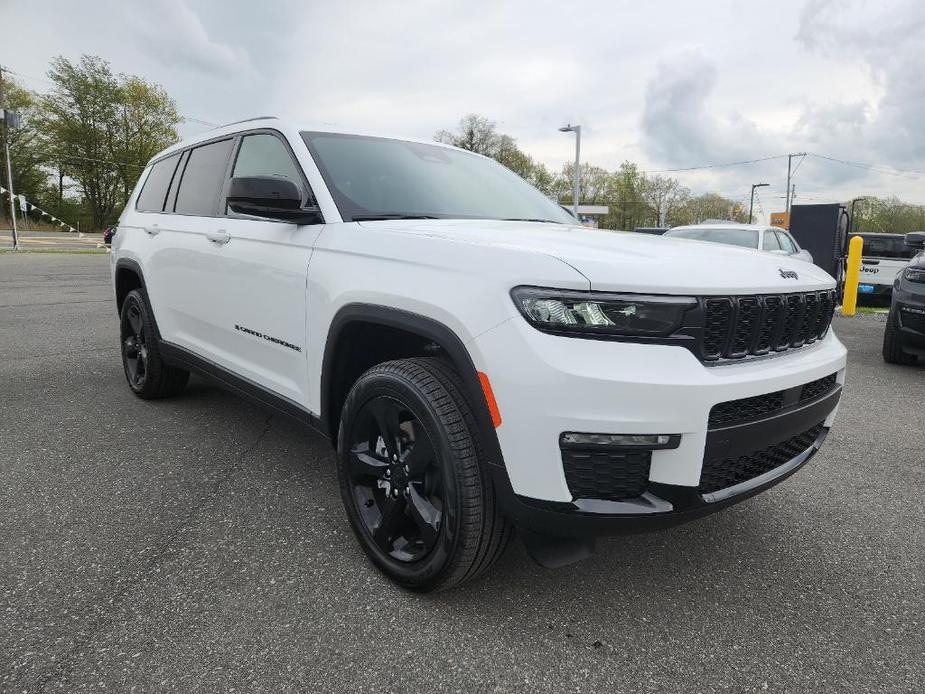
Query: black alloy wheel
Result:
<box><xmin>348</xmin><ymin>396</ymin><xmax>443</xmax><ymax>562</ymax></box>
<box><xmin>121</xmin><ymin>301</ymin><xmax>149</xmax><ymax>389</ymax></box>
<box><xmin>336</xmin><ymin>358</ymin><xmax>511</xmax><ymax>592</ymax></box>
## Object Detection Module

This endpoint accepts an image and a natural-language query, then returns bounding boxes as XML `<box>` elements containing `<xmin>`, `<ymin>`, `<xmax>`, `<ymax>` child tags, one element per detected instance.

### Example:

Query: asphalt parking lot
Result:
<box><xmin>1</xmin><ymin>253</ymin><xmax>923</xmax><ymax>693</ymax></box>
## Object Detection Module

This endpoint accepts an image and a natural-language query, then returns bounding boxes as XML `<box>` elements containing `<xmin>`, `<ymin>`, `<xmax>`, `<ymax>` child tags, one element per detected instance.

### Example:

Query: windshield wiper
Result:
<box><xmin>501</xmin><ymin>218</ymin><xmax>564</xmax><ymax>224</ymax></box>
<box><xmin>351</xmin><ymin>214</ymin><xmax>439</xmax><ymax>221</ymax></box>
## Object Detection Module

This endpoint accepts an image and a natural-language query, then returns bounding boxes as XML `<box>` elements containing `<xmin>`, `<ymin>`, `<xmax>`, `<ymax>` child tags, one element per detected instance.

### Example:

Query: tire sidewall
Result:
<box><xmin>337</xmin><ymin>368</ymin><xmax>468</xmax><ymax>588</ymax></box>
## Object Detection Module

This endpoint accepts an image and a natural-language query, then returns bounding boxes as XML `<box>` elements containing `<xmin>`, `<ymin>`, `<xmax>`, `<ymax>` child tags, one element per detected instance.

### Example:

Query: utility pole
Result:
<box><xmin>559</xmin><ymin>124</ymin><xmax>581</xmax><ymax>218</ymax></box>
<box><xmin>749</xmin><ymin>183</ymin><xmax>769</xmax><ymax>224</ymax></box>
<box><xmin>785</xmin><ymin>152</ymin><xmax>807</xmax><ymax>214</ymax></box>
<box><xmin>0</xmin><ymin>65</ymin><xmax>19</xmax><ymax>250</ymax></box>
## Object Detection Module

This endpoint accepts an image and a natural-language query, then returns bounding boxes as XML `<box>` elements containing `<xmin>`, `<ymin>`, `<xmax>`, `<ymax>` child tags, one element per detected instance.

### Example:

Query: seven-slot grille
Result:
<box><xmin>701</xmin><ymin>290</ymin><xmax>836</xmax><ymax>361</ymax></box>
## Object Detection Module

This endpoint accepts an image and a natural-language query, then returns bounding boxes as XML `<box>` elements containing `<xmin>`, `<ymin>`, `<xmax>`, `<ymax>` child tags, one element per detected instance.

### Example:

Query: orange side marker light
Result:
<box><xmin>477</xmin><ymin>371</ymin><xmax>502</xmax><ymax>428</ymax></box>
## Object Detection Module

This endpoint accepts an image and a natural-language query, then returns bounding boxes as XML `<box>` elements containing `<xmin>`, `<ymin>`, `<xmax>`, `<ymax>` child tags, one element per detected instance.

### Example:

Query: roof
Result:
<box><xmin>149</xmin><ymin>116</ymin><xmax>473</xmax><ymax>166</ymax></box>
<box><xmin>668</xmin><ymin>223</ymin><xmax>779</xmax><ymax>233</ymax></box>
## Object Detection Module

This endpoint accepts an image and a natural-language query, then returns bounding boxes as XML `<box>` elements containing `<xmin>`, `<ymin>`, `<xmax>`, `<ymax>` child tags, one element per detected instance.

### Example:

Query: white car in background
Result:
<box><xmin>664</xmin><ymin>224</ymin><xmax>814</xmax><ymax>264</ymax></box>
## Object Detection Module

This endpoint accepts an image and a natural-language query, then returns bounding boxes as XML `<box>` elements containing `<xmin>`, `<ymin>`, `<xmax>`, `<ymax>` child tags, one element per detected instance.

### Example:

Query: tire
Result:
<box><xmin>336</xmin><ymin>357</ymin><xmax>512</xmax><ymax>592</ymax></box>
<box><xmin>120</xmin><ymin>288</ymin><xmax>190</xmax><ymax>398</ymax></box>
<box><xmin>882</xmin><ymin>311</ymin><xmax>917</xmax><ymax>365</ymax></box>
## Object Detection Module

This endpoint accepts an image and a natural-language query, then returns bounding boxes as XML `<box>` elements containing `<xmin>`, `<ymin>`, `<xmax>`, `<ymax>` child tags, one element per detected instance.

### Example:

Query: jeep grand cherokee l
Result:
<box><xmin>111</xmin><ymin>117</ymin><xmax>847</xmax><ymax>591</ymax></box>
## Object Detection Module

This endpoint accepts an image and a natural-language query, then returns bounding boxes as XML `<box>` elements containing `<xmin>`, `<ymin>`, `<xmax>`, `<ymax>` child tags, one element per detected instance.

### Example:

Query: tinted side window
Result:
<box><xmin>777</xmin><ymin>232</ymin><xmax>797</xmax><ymax>254</ymax></box>
<box><xmin>174</xmin><ymin>139</ymin><xmax>234</xmax><ymax>215</ymax></box>
<box><xmin>762</xmin><ymin>231</ymin><xmax>781</xmax><ymax>251</ymax></box>
<box><xmin>233</xmin><ymin>134</ymin><xmax>303</xmax><ymax>184</ymax></box>
<box><xmin>136</xmin><ymin>154</ymin><xmax>180</xmax><ymax>212</ymax></box>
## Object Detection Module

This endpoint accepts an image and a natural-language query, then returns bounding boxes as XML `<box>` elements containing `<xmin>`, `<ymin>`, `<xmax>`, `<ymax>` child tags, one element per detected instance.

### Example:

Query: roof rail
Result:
<box><xmin>211</xmin><ymin>116</ymin><xmax>279</xmax><ymax>130</ymax></box>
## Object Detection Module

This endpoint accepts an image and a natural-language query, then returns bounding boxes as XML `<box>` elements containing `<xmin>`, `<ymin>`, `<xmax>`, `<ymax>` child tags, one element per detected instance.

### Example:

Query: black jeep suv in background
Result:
<box><xmin>883</xmin><ymin>232</ymin><xmax>925</xmax><ymax>365</ymax></box>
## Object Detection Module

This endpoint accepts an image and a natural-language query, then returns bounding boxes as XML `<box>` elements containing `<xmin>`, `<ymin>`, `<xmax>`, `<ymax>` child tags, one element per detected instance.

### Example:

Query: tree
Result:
<box><xmin>39</xmin><ymin>55</ymin><xmax>180</xmax><ymax>230</ymax></box>
<box><xmin>639</xmin><ymin>174</ymin><xmax>689</xmax><ymax>227</ymax></box>
<box><xmin>109</xmin><ymin>76</ymin><xmax>180</xmax><ymax>200</ymax></box>
<box><xmin>435</xmin><ymin>114</ymin><xmax>552</xmax><ymax>193</ymax></box>
<box><xmin>0</xmin><ymin>79</ymin><xmax>48</xmax><ymax>224</ymax></box>
<box><xmin>675</xmin><ymin>193</ymin><xmax>748</xmax><ymax>226</ymax></box>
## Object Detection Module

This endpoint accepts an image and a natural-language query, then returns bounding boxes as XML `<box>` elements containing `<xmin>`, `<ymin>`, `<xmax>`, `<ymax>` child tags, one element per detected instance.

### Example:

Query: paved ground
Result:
<box><xmin>1</xmin><ymin>253</ymin><xmax>923</xmax><ymax>693</ymax></box>
<box><xmin>0</xmin><ymin>229</ymin><xmax>104</xmax><ymax>251</ymax></box>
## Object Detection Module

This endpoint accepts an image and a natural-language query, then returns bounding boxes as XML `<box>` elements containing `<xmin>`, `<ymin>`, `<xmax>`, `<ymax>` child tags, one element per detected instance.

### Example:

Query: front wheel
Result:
<box><xmin>336</xmin><ymin>358</ymin><xmax>511</xmax><ymax>592</ymax></box>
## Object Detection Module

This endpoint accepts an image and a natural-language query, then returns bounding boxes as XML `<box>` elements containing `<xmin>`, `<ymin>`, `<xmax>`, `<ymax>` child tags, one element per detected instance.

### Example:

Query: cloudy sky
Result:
<box><xmin>3</xmin><ymin>0</ymin><xmax>924</xmax><ymax>221</ymax></box>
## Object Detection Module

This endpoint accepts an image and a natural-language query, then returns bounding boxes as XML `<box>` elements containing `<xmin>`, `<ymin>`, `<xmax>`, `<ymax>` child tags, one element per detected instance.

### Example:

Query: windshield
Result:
<box><xmin>301</xmin><ymin>131</ymin><xmax>574</xmax><ymax>224</ymax></box>
<box><xmin>664</xmin><ymin>226</ymin><xmax>759</xmax><ymax>249</ymax></box>
<box><xmin>850</xmin><ymin>233</ymin><xmax>917</xmax><ymax>260</ymax></box>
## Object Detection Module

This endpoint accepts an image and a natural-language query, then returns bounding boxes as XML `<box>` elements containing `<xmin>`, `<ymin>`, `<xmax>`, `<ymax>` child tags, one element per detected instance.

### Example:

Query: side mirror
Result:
<box><xmin>227</xmin><ymin>176</ymin><xmax>322</xmax><ymax>224</ymax></box>
<box><xmin>905</xmin><ymin>231</ymin><xmax>925</xmax><ymax>249</ymax></box>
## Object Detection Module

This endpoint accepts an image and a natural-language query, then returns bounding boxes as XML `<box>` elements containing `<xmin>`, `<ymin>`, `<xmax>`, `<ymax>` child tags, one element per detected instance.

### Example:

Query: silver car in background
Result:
<box><xmin>664</xmin><ymin>223</ymin><xmax>814</xmax><ymax>264</ymax></box>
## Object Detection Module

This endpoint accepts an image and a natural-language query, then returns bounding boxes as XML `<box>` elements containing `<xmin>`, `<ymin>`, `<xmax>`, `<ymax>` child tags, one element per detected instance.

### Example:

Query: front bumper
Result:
<box><xmin>469</xmin><ymin>315</ymin><xmax>847</xmax><ymax>536</ymax></box>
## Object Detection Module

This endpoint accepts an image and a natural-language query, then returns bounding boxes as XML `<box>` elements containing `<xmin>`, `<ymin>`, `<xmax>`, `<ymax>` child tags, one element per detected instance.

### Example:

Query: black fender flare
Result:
<box><xmin>320</xmin><ymin>303</ymin><xmax>507</xmax><ymax>473</ymax></box>
<box><xmin>113</xmin><ymin>258</ymin><xmax>163</xmax><ymax>339</ymax></box>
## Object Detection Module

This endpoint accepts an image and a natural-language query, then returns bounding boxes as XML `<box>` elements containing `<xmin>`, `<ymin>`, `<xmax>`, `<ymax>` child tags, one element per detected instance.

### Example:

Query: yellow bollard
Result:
<box><xmin>842</xmin><ymin>235</ymin><xmax>864</xmax><ymax>316</ymax></box>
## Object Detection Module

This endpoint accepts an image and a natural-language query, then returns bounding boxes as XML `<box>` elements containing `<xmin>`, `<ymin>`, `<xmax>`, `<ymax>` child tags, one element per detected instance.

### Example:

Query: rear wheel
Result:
<box><xmin>882</xmin><ymin>310</ymin><xmax>917</xmax><ymax>365</ymax></box>
<box><xmin>120</xmin><ymin>289</ymin><xmax>190</xmax><ymax>398</ymax></box>
<box><xmin>336</xmin><ymin>358</ymin><xmax>511</xmax><ymax>592</ymax></box>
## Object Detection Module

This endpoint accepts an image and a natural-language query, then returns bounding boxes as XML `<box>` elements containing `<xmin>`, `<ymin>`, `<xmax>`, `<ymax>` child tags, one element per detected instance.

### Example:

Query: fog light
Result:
<box><xmin>560</xmin><ymin>432</ymin><xmax>681</xmax><ymax>450</ymax></box>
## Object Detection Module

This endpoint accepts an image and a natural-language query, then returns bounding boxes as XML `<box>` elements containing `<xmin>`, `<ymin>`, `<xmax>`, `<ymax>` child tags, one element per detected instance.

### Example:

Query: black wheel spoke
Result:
<box><xmin>402</xmin><ymin>434</ymin><xmax>435</xmax><ymax>476</ymax></box>
<box><xmin>368</xmin><ymin>398</ymin><xmax>402</xmax><ymax>460</ymax></box>
<box><xmin>348</xmin><ymin>393</ymin><xmax>445</xmax><ymax>563</ymax></box>
<box><xmin>127</xmin><ymin>307</ymin><xmax>143</xmax><ymax>336</ymax></box>
<box><xmin>372</xmin><ymin>496</ymin><xmax>407</xmax><ymax>552</ymax></box>
<box><xmin>350</xmin><ymin>445</ymin><xmax>388</xmax><ymax>480</ymax></box>
<box><xmin>406</xmin><ymin>484</ymin><xmax>441</xmax><ymax>546</ymax></box>
<box><xmin>123</xmin><ymin>337</ymin><xmax>137</xmax><ymax>357</ymax></box>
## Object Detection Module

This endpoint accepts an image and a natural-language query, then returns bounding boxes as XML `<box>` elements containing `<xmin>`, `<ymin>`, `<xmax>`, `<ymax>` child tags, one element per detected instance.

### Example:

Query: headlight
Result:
<box><xmin>903</xmin><ymin>267</ymin><xmax>925</xmax><ymax>284</ymax></box>
<box><xmin>511</xmin><ymin>286</ymin><xmax>696</xmax><ymax>337</ymax></box>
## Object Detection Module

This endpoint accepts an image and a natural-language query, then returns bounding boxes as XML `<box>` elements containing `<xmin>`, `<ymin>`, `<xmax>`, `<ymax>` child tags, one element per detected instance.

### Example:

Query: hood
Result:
<box><xmin>359</xmin><ymin>219</ymin><xmax>836</xmax><ymax>295</ymax></box>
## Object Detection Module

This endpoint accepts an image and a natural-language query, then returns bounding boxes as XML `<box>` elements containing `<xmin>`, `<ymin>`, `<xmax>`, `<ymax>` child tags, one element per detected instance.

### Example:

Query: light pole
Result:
<box><xmin>849</xmin><ymin>196</ymin><xmax>867</xmax><ymax>234</ymax></box>
<box><xmin>748</xmin><ymin>183</ymin><xmax>769</xmax><ymax>224</ymax></box>
<box><xmin>559</xmin><ymin>124</ymin><xmax>581</xmax><ymax>218</ymax></box>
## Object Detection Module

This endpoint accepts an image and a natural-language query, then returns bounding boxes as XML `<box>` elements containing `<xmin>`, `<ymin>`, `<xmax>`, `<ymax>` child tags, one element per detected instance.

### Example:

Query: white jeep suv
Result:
<box><xmin>112</xmin><ymin>117</ymin><xmax>847</xmax><ymax>591</ymax></box>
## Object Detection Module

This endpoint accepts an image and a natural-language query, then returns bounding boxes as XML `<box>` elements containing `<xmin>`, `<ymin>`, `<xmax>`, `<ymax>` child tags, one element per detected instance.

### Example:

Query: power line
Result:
<box><xmin>643</xmin><ymin>154</ymin><xmax>790</xmax><ymax>174</ymax></box>
<box><xmin>54</xmin><ymin>153</ymin><xmax>146</xmax><ymax>169</ymax></box>
<box><xmin>808</xmin><ymin>153</ymin><xmax>925</xmax><ymax>179</ymax></box>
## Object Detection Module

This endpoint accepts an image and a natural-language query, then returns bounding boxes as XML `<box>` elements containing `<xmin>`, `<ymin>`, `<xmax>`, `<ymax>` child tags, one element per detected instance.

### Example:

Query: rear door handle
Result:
<box><xmin>144</xmin><ymin>224</ymin><xmax>160</xmax><ymax>236</ymax></box>
<box><xmin>862</xmin><ymin>260</ymin><xmax>880</xmax><ymax>265</ymax></box>
<box><xmin>206</xmin><ymin>230</ymin><xmax>231</xmax><ymax>246</ymax></box>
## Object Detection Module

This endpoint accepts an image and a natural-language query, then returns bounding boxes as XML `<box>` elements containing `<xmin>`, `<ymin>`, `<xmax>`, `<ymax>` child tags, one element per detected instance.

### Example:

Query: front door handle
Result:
<box><xmin>144</xmin><ymin>224</ymin><xmax>160</xmax><ymax>236</ymax></box>
<box><xmin>206</xmin><ymin>230</ymin><xmax>231</xmax><ymax>246</ymax></box>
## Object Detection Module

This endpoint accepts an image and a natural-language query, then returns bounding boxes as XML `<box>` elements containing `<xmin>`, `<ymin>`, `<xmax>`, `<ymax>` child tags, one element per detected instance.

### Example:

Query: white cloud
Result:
<box><xmin>3</xmin><ymin>0</ymin><xmax>925</xmax><ymax>215</ymax></box>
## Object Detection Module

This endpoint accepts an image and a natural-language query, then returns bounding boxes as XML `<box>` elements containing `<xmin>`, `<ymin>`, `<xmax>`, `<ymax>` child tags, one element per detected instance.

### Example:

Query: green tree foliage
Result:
<box><xmin>0</xmin><ymin>79</ymin><xmax>48</xmax><ymax>223</ymax></box>
<box><xmin>850</xmin><ymin>197</ymin><xmax>925</xmax><ymax>234</ymax></box>
<box><xmin>435</xmin><ymin>113</ymin><xmax>556</xmax><ymax>195</ymax></box>
<box><xmin>435</xmin><ymin>116</ymin><xmax>749</xmax><ymax>231</ymax></box>
<box><xmin>38</xmin><ymin>55</ymin><xmax>180</xmax><ymax>230</ymax></box>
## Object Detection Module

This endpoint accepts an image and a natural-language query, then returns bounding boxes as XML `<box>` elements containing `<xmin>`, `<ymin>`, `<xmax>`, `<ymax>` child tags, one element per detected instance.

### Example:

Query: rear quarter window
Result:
<box><xmin>136</xmin><ymin>154</ymin><xmax>180</xmax><ymax>212</ymax></box>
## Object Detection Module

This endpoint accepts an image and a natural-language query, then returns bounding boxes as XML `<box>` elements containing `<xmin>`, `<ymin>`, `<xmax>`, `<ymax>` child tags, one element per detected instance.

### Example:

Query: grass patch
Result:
<box><xmin>857</xmin><ymin>305</ymin><xmax>889</xmax><ymax>314</ymax></box>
